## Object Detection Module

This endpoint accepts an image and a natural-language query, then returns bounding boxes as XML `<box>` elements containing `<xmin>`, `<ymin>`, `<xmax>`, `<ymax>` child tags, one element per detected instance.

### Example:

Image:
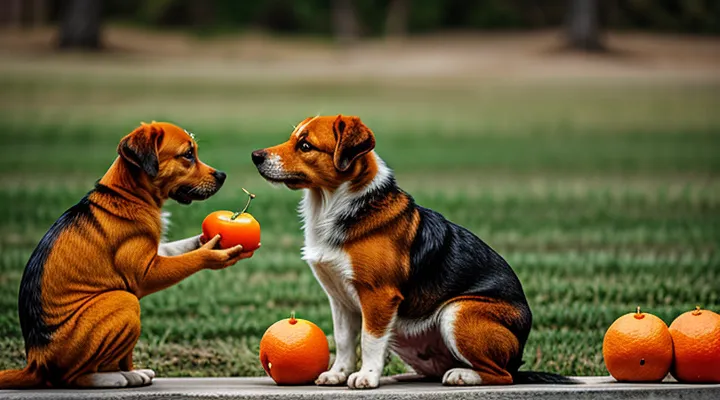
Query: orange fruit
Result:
<box><xmin>259</xmin><ymin>313</ymin><xmax>330</xmax><ymax>385</ymax></box>
<box><xmin>202</xmin><ymin>188</ymin><xmax>261</xmax><ymax>251</ymax></box>
<box><xmin>669</xmin><ymin>306</ymin><xmax>720</xmax><ymax>383</ymax></box>
<box><xmin>603</xmin><ymin>307</ymin><xmax>673</xmax><ymax>382</ymax></box>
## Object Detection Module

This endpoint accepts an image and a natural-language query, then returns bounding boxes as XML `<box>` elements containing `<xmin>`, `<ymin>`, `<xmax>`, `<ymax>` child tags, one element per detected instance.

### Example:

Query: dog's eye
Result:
<box><xmin>298</xmin><ymin>140</ymin><xmax>313</xmax><ymax>153</ymax></box>
<box><xmin>183</xmin><ymin>149</ymin><xmax>194</xmax><ymax>160</ymax></box>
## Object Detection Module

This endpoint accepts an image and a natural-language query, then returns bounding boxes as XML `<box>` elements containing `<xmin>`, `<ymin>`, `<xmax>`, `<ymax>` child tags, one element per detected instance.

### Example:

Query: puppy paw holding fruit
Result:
<box><xmin>201</xmin><ymin>188</ymin><xmax>261</xmax><ymax>252</ymax></box>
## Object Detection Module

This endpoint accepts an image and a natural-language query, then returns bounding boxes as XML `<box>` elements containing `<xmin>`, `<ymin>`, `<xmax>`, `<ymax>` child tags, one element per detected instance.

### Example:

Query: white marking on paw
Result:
<box><xmin>315</xmin><ymin>370</ymin><xmax>348</xmax><ymax>386</ymax></box>
<box><xmin>136</xmin><ymin>369</ymin><xmax>156</xmax><ymax>379</ymax></box>
<box><xmin>74</xmin><ymin>372</ymin><xmax>129</xmax><ymax>388</ymax></box>
<box><xmin>74</xmin><ymin>370</ymin><xmax>155</xmax><ymax>388</ymax></box>
<box><xmin>442</xmin><ymin>368</ymin><xmax>483</xmax><ymax>386</ymax></box>
<box><xmin>347</xmin><ymin>370</ymin><xmax>380</xmax><ymax>389</ymax></box>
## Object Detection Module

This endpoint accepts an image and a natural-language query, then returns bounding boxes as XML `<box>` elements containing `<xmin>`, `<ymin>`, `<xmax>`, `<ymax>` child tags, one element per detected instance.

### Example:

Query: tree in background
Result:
<box><xmin>0</xmin><ymin>0</ymin><xmax>47</xmax><ymax>28</ymax></box>
<box><xmin>59</xmin><ymin>0</ymin><xmax>103</xmax><ymax>50</ymax></box>
<box><xmin>385</xmin><ymin>0</ymin><xmax>410</xmax><ymax>39</ymax></box>
<box><xmin>565</xmin><ymin>0</ymin><xmax>603</xmax><ymax>51</ymax></box>
<box><xmin>331</xmin><ymin>0</ymin><xmax>359</xmax><ymax>44</ymax></box>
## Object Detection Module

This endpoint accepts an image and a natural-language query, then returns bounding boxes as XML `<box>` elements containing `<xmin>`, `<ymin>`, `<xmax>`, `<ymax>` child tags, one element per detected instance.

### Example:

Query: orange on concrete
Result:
<box><xmin>603</xmin><ymin>307</ymin><xmax>673</xmax><ymax>382</ymax></box>
<box><xmin>669</xmin><ymin>306</ymin><xmax>720</xmax><ymax>383</ymax></box>
<box><xmin>259</xmin><ymin>313</ymin><xmax>330</xmax><ymax>385</ymax></box>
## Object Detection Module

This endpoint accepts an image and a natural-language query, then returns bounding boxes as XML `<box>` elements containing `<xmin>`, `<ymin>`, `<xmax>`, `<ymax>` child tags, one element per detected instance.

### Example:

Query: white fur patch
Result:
<box><xmin>394</xmin><ymin>310</ymin><xmax>441</xmax><ymax>339</ymax></box>
<box><xmin>160</xmin><ymin>210</ymin><xmax>171</xmax><ymax>243</ymax></box>
<box><xmin>440</xmin><ymin>303</ymin><xmax>473</xmax><ymax>367</ymax></box>
<box><xmin>157</xmin><ymin>235</ymin><xmax>202</xmax><ymax>257</ymax></box>
<box><xmin>292</xmin><ymin>115</ymin><xmax>320</xmax><ymax>137</ymax></box>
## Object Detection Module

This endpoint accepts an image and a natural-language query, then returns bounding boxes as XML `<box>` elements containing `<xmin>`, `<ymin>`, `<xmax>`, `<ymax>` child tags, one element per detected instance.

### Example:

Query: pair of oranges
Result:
<box><xmin>603</xmin><ymin>306</ymin><xmax>720</xmax><ymax>383</ymax></box>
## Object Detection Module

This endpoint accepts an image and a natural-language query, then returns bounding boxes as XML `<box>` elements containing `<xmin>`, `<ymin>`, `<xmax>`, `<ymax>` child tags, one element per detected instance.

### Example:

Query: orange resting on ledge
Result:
<box><xmin>259</xmin><ymin>312</ymin><xmax>330</xmax><ymax>385</ymax></box>
<box><xmin>602</xmin><ymin>306</ymin><xmax>673</xmax><ymax>382</ymax></box>
<box><xmin>202</xmin><ymin>188</ymin><xmax>261</xmax><ymax>251</ymax></box>
<box><xmin>669</xmin><ymin>306</ymin><xmax>720</xmax><ymax>383</ymax></box>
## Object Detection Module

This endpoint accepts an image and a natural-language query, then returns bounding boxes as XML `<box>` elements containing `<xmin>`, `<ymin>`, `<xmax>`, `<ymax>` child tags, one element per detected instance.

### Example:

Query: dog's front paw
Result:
<box><xmin>121</xmin><ymin>369</ymin><xmax>155</xmax><ymax>387</ymax></box>
<box><xmin>73</xmin><ymin>369</ymin><xmax>155</xmax><ymax>388</ymax></box>
<box><xmin>347</xmin><ymin>370</ymin><xmax>380</xmax><ymax>389</ymax></box>
<box><xmin>315</xmin><ymin>370</ymin><xmax>348</xmax><ymax>386</ymax></box>
<box><xmin>442</xmin><ymin>368</ymin><xmax>483</xmax><ymax>386</ymax></box>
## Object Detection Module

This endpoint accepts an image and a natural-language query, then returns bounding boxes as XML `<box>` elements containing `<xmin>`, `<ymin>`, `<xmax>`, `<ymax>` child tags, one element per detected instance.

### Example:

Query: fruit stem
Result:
<box><xmin>634</xmin><ymin>306</ymin><xmax>644</xmax><ymax>319</ymax></box>
<box><xmin>231</xmin><ymin>188</ymin><xmax>256</xmax><ymax>220</ymax></box>
<box><xmin>289</xmin><ymin>310</ymin><xmax>297</xmax><ymax>325</ymax></box>
<box><xmin>693</xmin><ymin>305</ymin><xmax>702</xmax><ymax>316</ymax></box>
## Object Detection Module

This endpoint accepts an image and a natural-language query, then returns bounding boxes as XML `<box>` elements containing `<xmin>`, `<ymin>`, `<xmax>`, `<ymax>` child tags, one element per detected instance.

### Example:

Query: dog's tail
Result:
<box><xmin>512</xmin><ymin>370</ymin><xmax>580</xmax><ymax>384</ymax></box>
<box><xmin>0</xmin><ymin>366</ymin><xmax>45</xmax><ymax>389</ymax></box>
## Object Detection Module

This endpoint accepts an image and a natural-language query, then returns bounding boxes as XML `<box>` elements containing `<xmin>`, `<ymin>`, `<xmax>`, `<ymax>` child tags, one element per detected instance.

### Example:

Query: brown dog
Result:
<box><xmin>0</xmin><ymin>122</ymin><xmax>253</xmax><ymax>389</ymax></box>
<box><xmin>252</xmin><ymin>116</ymin><xmax>572</xmax><ymax>389</ymax></box>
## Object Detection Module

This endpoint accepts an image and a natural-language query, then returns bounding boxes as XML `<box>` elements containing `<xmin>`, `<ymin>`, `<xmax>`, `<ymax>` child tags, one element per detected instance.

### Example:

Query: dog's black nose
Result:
<box><xmin>252</xmin><ymin>150</ymin><xmax>267</xmax><ymax>166</ymax></box>
<box><xmin>212</xmin><ymin>170</ymin><xmax>227</xmax><ymax>184</ymax></box>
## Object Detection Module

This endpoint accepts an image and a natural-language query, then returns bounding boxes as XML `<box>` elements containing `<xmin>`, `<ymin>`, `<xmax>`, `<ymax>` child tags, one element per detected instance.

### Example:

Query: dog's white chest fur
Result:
<box><xmin>300</xmin><ymin>188</ymin><xmax>360</xmax><ymax>312</ymax></box>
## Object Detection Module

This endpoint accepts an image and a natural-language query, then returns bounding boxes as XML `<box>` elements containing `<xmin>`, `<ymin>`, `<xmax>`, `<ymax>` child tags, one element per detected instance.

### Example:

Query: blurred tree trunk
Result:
<box><xmin>59</xmin><ymin>0</ymin><xmax>103</xmax><ymax>50</ymax></box>
<box><xmin>385</xmin><ymin>0</ymin><xmax>410</xmax><ymax>38</ymax></box>
<box><xmin>32</xmin><ymin>0</ymin><xmax>47</xmax><ymax>27</ymax></box>
<box><xmin>189</xmin><ymin>0</ymin><xmax>215</xmax><ymax>29</ymax></box>
<box><xmin>565</xmin><ymin>0</ymin><xmax>603</xmax><ymax>51</ymax></box>
<box><xmin>331</xmin><ymin>0</ymin><xmax>359</xmax><ymax>44</ymax></box>
<box><xmin>0</xmin><ymin>0</ymin><xmax>22</xmax><ymax>28</ymax></box>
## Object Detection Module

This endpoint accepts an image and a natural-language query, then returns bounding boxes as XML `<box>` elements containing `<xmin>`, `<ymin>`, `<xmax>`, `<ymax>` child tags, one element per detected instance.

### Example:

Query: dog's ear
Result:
<box><xmin>118</xmin><ymin>124</ymin><xmax>163</xmax><ymax>178</ymax></box>
<box><xmin>333</xmin><ymin>115</ymin><xmax>376</xmax><ymax>172</ymax></box>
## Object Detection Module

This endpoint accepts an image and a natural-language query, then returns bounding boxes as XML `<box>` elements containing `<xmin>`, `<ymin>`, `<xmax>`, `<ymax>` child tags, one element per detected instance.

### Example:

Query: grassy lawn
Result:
<box><xmin>0</xmin><ymin>49</ymin><xmax>718</xmax><ymax>378</ymax></box>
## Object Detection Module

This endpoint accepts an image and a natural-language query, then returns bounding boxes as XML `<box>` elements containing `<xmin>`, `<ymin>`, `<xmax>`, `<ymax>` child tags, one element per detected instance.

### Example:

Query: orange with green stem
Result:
<box><xmin>202</xmin><ymin>188</ymin><xmax>261</xmax><ymax>251</ymax></box>
<box><xmin>259</xmin><ymin>311</ymin><xmax>330</xmax><ymax>385</ymax></box>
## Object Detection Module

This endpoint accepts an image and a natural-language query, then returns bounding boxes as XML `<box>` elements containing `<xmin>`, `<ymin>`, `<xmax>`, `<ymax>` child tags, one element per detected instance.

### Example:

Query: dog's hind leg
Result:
<box><xmin>440</xmin><ymin>301</ymin><xmax>522</xmax><ymax>386</ymax></box>
<box><xmin>48</xmin><ymin>291</ymin><xmax>152</xmax><ymax>388</ymax></box>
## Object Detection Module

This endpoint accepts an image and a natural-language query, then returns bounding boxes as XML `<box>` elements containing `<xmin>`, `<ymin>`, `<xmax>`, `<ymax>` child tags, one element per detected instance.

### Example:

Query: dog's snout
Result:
<box><xmin>252</xmin><ymin>150</ymin><xmax>267</xmax><ymax>166</ymax></box>
<box><xmin>212</xmin><ymin>170</ymin><xmax>227</xmax><ymax>184</ymax></box>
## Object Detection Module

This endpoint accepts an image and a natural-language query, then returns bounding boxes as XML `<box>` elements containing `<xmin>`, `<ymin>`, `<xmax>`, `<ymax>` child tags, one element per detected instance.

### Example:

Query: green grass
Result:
<box><xmin>0</xmin><ymin>59</ymin><xmax>718</xmax><ymax>378</ymax></box>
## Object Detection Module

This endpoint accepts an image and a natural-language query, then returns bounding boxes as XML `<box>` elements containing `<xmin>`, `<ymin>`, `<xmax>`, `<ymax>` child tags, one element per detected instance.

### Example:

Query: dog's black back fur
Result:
<box><xmin>400</xmin><ymin>205</ymin><xmax>532</xmax><ymax>337</ymax></box>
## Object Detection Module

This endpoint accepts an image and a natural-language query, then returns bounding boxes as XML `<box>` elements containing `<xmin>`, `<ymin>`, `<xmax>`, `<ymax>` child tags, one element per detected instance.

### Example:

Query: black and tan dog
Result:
<box><xmin>252</xmin><ymin>115</ymin><xmax>573</xmax><ymax>389</ymax></box>
<box><xmin>0</xmin><ymin>122</ymin><xmax>253</xmax><ymax>389</ymax></box>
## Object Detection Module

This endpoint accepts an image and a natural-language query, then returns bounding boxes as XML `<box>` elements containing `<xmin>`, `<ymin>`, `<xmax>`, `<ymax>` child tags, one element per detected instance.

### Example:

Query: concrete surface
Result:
<box><xmin>1</xmin><ymin>375</ymin><xmax>719</xmax><ymax>400</ymax></box>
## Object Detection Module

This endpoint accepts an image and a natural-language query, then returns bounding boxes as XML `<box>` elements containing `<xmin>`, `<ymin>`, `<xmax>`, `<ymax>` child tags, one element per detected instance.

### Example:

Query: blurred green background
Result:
<box><xmin>0</xmin><ymin>0</ymin><xmax>718</xmax><ymax>378</ymax></box>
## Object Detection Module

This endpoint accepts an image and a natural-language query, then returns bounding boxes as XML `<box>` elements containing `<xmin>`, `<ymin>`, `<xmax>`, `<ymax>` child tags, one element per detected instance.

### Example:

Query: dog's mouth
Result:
<box><xmin>170</xmin><ymin>184</ymin><xmax>221</xmax><ymax>205</ymax></box>
<box><xmin>256</xmin><ymin>169</ymin><xmax>309</xmax><ymax>190</ymax></box>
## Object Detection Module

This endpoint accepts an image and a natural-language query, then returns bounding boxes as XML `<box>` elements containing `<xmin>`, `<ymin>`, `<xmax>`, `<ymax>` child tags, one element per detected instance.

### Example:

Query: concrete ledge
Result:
<box><xmin>2</xmin><ymin>375</ymin><xmax>719</xmax><ymax>400</ymax></box>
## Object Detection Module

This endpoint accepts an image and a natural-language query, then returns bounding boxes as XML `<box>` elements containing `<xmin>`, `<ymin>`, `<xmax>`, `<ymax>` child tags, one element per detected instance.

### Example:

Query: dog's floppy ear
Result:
<box><xmin>118</xmin><ymin>123</ymin><xmax>163</xmax><ymax>178</ymax></box>
<box><xmin>333</xmin><ymin>115</ymin><xmax>376</xmax><ymax>172</ymax></box>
